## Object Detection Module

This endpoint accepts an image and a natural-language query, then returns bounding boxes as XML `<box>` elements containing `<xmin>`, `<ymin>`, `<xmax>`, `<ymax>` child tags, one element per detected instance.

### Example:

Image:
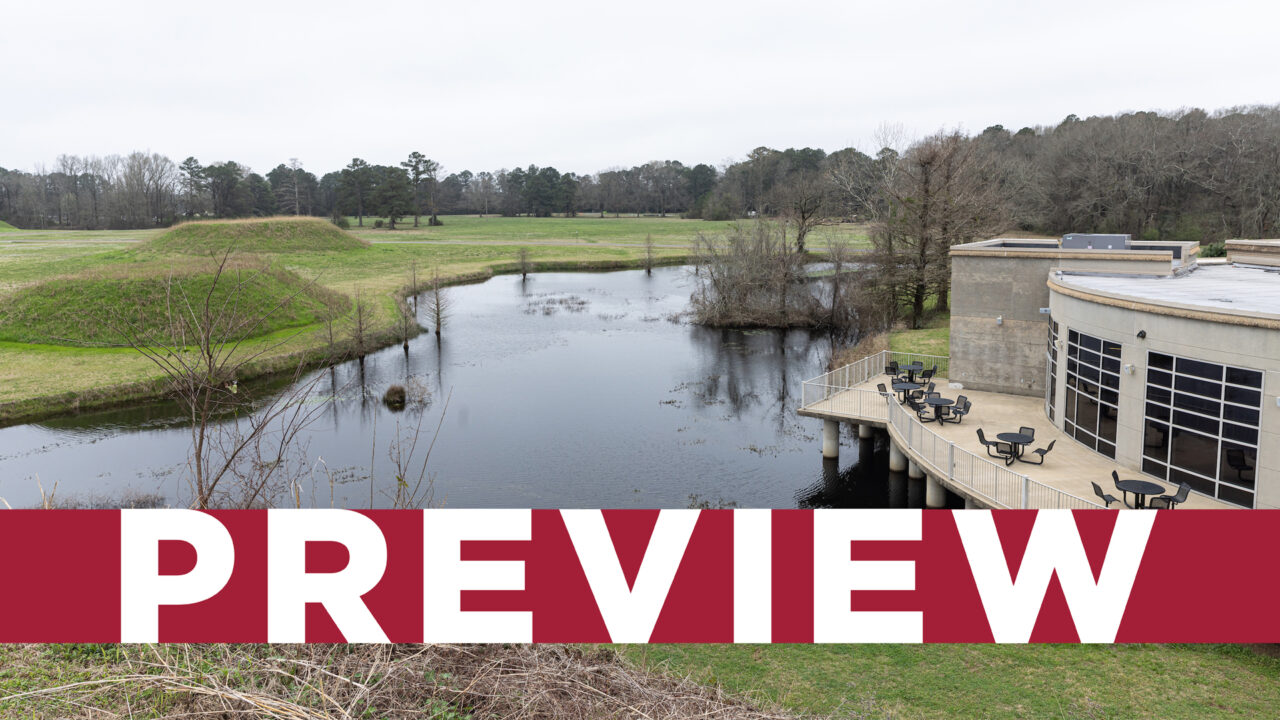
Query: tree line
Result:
<box><xmin>2</xmin><ymin>104</ymin><xmax>1277</xmax><ymax>248</ymax></box>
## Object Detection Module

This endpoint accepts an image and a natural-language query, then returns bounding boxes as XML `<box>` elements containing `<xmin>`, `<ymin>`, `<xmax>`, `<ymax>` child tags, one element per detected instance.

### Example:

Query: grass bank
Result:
<box><xmin>0</xmin><ymin>217</ymin><xmax>696</xmax><ymax>424</ymax></box>
<box><xmin>617</xmin><ymin>643</ymin><xmax>1280</xmax><ymax>719</ymax></box>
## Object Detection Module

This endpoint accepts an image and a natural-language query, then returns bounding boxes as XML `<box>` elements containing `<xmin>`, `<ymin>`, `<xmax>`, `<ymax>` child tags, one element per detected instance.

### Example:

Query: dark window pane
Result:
<box><xmin>1216</xmin><ymin>484</ymin><xmax>1254</xmax><ymax>508</ymax></box>
<box><xmin>1226</xmin><ymin>366</ymin><xmax>1263</xmax><ymax>388</ymax></box>
<box><xmin>1170</xmin><ymin>468</ymin><xmax>1215</xmax><ymax>496</ymax></box>
<box><xmin>1174</xmin><ymin>375</ymin><xmax>1221</xmax><ymax>399</ymax></box>
<box><xmin>1224</xmin><ymin>386</ymin><xmax>1261</xmax><ymax>408</ymax></box>
<box><xmin>1067</xmin><ymin>359</ymin><xmax>1078</xmax><ymax>376</ymax></box>
<box><xmin>1146</xmin><ymin>402</ymin><xmax>1170</xmax><ymax>421</ymax></box>
<box><xmin>1068</xmin><ymin>344</ymin><xmax>1080</xmax><ymax>359</ymax></box>
<box><xmin>1069</xmin><ymin>329</ymin><xmax>1079</xmax><ymax>344</ymax></box>
<box><xmin>1148</xmin><ymin>369</ymin><xmax>1172</xmax><ymax>387</ymax></box>
<box><xmin>1097</xmin><ymin>440</ymin><xmax>1116</xmax><ymax>459</ymax></box>
<box><xmin>1174</xmin><ymin>392</ymin><xmax>1220</xmax><ymax>417</ymax></box>
<box><xmin>1220</xmin><ymin>444</ymin><xmax>1257</xmax><ymax>490</ymax></box>
<box><xmin>1080</xmin><ymin>350</ymin><xmax>1101</xmax><ymax>368</ymax></box>
<box><xmin>1142</xmin><ymin>458</ymin><xmax>1168</xmax><ymax>480</ymax></box>
<box><xmin>1098</xmin><ymin>404</ymin><xmax>1118</xmax><ymax>442</ymax></box>
<box><xmin>1143</xmin><ymin>420</ymin><xmax>1169</xmax><ymax>459</ymax></box>
<box><xmin>1082</xmin><ymin>334</ymin><xmax>1102</xmax><ymax>352</ymax></box>
<box><xmin>1100</xmin><ymin>373</ymin><xmax>1120</xmax><ymax>390</ymax></box>
<box><xmin>1076</xmin><ymin>395</ymin><xmax>1099</xmax><ymax>434</ymax></box>
<box><xmin>1101</xmin><ymin>388</ymin><xmax>1119</xmax><ymax>405</ymax></box>
<box><xmin>1223</xmin><ymin>404</ymin><xmax>1260</xmax><ymax>426</ymax></box>
<box><xmin>1147</xmin><ymin>385</ymin><xmax>1172</xmax><ymax>404</ymax></box>
<box><xmin>1080</xmin><ymin>365</ymin><xmax>1100</xmax><ymax>383</ymax></box>
<box><xmin>1170</xmin><ymin>430</ymin><xmax>1219</xmax><ymax>480</ymax></box>
<box><xmin>1174</xmin><ymin>410</ymin><xmax>1218</xmax><ymax>436</ymax></box>
<box><xmin>1102</xmin><ymin>357</ymin><xmax>1122</xmax><ymax>374</ymax></box>
<box><xmin>1150</xmin><ymin>353</ymin><xmax>1174</xmax><ymax>370</ymax></box>
<box><xmin>1102</xmin><ymin>342</ymin><xmax>1123</xmax><ymax>358</ymax></box>
<box><xmin>1066</xmin><ymin>388</ymin><xmax>1077</xmax><ymax>418</ymax></box>
<box><xmin>1222</xmin><ymin>422</ymin><xmax>1258</xmax><ymax>446</ymax></box>
<box><xmin>1176</xmin><ymin>357</ymin><xmax>1222</xmax><ymax>381</ymax></box>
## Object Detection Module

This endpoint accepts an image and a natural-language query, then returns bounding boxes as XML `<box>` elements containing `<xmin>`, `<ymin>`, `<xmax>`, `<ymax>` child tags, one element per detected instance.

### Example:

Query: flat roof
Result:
<box><xmin>1053</xmin><ymin>264</ymin><xmax>1280</xmax><ymax>324</ymax></box>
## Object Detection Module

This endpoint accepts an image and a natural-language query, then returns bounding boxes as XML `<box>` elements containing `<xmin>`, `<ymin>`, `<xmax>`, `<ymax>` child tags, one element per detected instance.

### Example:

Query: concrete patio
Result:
<box><xmin>806</xmin><ymin>373</ymin><xmax>1231</xmax><ymax>509</ymax></box>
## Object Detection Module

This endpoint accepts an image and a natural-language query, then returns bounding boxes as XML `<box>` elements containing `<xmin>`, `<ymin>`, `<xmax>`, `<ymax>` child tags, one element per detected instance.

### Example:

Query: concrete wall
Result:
<box><xmin>1048</xmin><ymin>288</ymin><xmax>1280</xmax><ymax>509</ymax></box>
<box><xmin>950</xmin><ymin>254</ymin><xmax>1056</xmax><ymax>396</ymax></box>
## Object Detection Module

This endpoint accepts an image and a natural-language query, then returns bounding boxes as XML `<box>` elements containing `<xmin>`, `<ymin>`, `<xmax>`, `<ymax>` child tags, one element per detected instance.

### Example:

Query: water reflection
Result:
<box><xmin>0</xmin><ymin>266</ymin><xmax>902</xmax><ymax>510</ymax></box>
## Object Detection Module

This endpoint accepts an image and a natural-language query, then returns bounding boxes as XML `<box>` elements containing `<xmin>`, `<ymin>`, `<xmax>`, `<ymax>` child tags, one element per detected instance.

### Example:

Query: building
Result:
<box><xmin>949</xmin><ymin>235</ymin><xmax>1278</xmax><ymax>509</ymax></box>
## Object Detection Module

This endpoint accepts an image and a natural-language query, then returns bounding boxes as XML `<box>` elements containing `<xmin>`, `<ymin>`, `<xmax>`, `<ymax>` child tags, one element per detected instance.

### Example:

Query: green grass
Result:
<box><xmin>618</xmin><ymin>643</ymin><xmax>1280</xmax><ymax>719</ymax></box>
<box><xmin>0</xmin><ymin>258</ymin><xmax>347</xmax><ymax>346</ymax></box>
<box><xmin>890</xmin><ymin>312</ymin><xmax>950</xmax><ymax>357</ymax></box>
<box><xmin>0</xmin><ymin>219</ymin><xmax>18</xmax><ymax>232</ymax></box>
<box><xmin>344</xmin><ymin>214</ymin><xmax>871</xmax><ymax>249</ymax></box>
<box><xmin>144</xmin><ymin>216</ymin><xmax>368</xmax><ymax>254</ymax></box>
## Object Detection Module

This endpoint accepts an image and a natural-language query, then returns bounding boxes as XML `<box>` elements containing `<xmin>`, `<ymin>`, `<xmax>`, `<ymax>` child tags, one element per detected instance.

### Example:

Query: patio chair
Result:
<box><xmin>921</xmin><ymin>367</ymin><xmax>936</xmax><ymax>382</ymax></box>
<box><xmin>876</xmin><ymin>382</ymin><xmax>893</xmax><ymax>400</ymax></box>
<box><xmin>944</xmin><ymin>398</ymin><xmax>971</xmax><ymax>424</ymax></box>
<box><xmin>1154</xmin><ymin>482</ymin><xmax>1191</xmax><ymax>509</ymax></box>
<box><xmin>910</xmin><ymin>381</ymin><xmax>937</xmax><ymax>401</ymax></box>
<box><xmin>1147</xmin><ymin>497</ymin><xmax>1173</xmax><ymax>509</ymax></box>
<box><xmin>1022</xmin><ymin>439</ymin><xmax>1055</xmax><ymax>465</ymax></box>
<box><xmin>976</xmin><ymin>428</ymin><xmax>1013</xmax><ymax>462</ymax></box>
<box><xmin>1111</xmin><ymin>470</ymin><xmax>1130</xmax><ymax>506</ymax></box>
<box><xmin>1019</xmin><ymin>426</ymin><xmax>1036</xmax><ymax>441</ymax></box>
<box><xmin>1091</xmin><ymin>481</ymin><xmax>1125</xmax><ymax>508</ymax></box>
<box><xmin>906</xmin><ymin>398</ymin><xmax>931</xmax><ymax>421</ymax></box>
<box><xmin>885</xmin><ymin>360</ymin><xmax>900</xmax><ymax>377</ymax></box>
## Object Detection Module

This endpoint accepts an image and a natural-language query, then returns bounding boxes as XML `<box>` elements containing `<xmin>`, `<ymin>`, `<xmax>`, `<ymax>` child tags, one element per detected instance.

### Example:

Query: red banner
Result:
<box><xmin>1</xmin><ymin>509</ymin><xmax>1275</xmax><ymax>643</ymax></box>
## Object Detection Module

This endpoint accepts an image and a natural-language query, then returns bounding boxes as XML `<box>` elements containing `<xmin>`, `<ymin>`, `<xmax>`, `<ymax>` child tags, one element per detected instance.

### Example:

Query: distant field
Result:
<box><xmin>342</xmin><ymin>214</ymin><xmax>871</xmax><ymax>248</ymax></box>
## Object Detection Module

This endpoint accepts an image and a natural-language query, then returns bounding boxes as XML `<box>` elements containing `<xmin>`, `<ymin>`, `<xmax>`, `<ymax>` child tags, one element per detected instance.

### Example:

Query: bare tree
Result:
<box><xmin>772</xmin><ymin>171</ymin><xmax>834</xmax><ymax>253</ymax></box>
<box><xmin>423</xmin><ymin>267</ymin><xmax>451</xmax><ymax>336</ymax></box>
<box><xmin>349</xmin><ymin>287</ymin><xmax>372</xmax><ymax>358</ymax></box>
<box><xmin>870</xmin><ymin>131</ymin><xmax>1006</xmax><ymax>327</ymax></box>
<box><xmin>109</xmin><ymin>252</ymin><xmax>333</xmax><ymax>508</ymax></box>
<box><xmin>517</xmin><ymin>247</ymin><xmax>533</xmax><ymax>280</ymax></box>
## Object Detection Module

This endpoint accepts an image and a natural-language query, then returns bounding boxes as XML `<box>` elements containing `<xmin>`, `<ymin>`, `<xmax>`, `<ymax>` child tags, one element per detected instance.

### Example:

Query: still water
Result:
<box><xmin>0</xmin><ymin>266</ymin><xmax>912</xmax><ymax>509</ymax></box>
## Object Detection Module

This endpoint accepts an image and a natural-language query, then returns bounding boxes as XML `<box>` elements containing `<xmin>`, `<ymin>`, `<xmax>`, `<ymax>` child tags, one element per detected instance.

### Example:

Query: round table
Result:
<box><xmin>996</xmin><ymin>432</ymin><xmax>1034</xmax><ymax>462</ymax></box>
<box><xmin>902</xmin><ymin>362</ymin><xmax>924</xmax><ymax>383</ymax></box>
<box><xmin>1114</xmin><ymin>478</ymin><xmax>1167</xmax><ymax>509</ymax></box>
<box><xmin>922</xmin><ymin>396</ymin><xmax>954</xmax><ymax>423</ymax></box>
<box><xmin>891</xmin><ymin>382</ymin><xmax>921</xmax><ymax>403</ymax></box>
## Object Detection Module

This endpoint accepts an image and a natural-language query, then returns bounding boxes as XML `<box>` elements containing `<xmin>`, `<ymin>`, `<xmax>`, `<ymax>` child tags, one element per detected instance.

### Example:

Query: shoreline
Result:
<box><xmin>0</xmin><ymin>255</ymin><xmax>690</xmax><ymax>427</ymax></box>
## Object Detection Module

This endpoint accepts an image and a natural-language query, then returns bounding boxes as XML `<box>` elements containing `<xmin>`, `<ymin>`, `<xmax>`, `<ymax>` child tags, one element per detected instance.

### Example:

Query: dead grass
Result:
<box><xmin>0</xmin><ymin>643</ymin><xmax>798</xmax><ymax>719</ymax></box>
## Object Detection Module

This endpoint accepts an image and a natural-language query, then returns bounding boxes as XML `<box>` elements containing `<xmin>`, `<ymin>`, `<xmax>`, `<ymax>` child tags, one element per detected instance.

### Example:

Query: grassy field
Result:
<box><xmin>342</xmin><ymin>214</ymin><xmax>871</xmax><ymax>248</ymax></box>
<box><xmin>617</xmin><ymin>643</ymin><xmax>1280</xmax><ymax>719</ymax></box>
<box><xmin>0</xmin><ymin>219</ymin><xmax>19</xmax><ymax>232</ymax></box>
<box><xmin>0</xmin><ymin>216</ymin><xmax>739</xmax><ymax>422</ymax></box>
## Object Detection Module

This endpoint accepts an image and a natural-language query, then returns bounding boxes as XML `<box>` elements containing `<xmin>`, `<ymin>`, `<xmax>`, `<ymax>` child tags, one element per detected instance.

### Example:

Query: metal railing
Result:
<box><xmin>801</xmin><ymin>350</ymin><xmax>1102</xmax><ymax>510</ymax></box>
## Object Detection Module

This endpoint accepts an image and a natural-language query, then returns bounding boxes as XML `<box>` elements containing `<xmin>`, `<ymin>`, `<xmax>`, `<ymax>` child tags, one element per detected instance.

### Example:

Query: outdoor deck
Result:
<box><xmin>800</xmin><ymin>351</ymin><xmax>1230</xmax><ymax>510</ymax></box>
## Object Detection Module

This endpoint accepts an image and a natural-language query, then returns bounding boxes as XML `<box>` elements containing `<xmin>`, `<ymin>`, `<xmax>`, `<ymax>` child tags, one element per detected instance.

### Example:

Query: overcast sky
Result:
<box><xmin>4</xmin><ymin>0</ymin><xmax>1278</xmax><ymax>177</ymax></box>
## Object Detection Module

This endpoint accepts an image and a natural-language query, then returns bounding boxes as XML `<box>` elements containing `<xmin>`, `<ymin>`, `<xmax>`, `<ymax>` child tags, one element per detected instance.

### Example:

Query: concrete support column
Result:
<box><xmin>822</xmin><ymin>419</ymin><xmax>840</xmax><ymax>460</ymax></box>
<box><xmin>888</xmin><ymin>472</ymin><xmax>907</xmax><ymax>508</ymax></box>
<box><xmin>888</xmin><ymin>440</ymin><xmax>907</xmax><ymax>472</ymax></box>
<box><xmin>907</xmin><ymin>460</ymin><xmax>925</xmax><ymax>479</ymax></box>
<box><xmin>964</xmin><ymin>497</ymin><xmax>978</xmax><ymax>509</ymax></box>
<box><xmin>858</xmin><ymin>423</ymin><xmax>874</xmax><ymax>439</ymax></box>
<box><xmin>926</xmin><ymin>476</ymin><xmax>947</xmax><ymax>508</ymax></box>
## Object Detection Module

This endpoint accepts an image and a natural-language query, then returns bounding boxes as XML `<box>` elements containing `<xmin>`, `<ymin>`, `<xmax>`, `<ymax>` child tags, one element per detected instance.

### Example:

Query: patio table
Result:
<box><xmin>1115</xmin><ymin>478</ymin><xmax>1166</xmax><ymax>509</ymax></box>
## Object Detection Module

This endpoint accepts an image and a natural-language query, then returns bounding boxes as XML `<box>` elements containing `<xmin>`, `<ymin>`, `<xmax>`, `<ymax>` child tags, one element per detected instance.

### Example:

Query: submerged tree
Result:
<box><xmin>423</xmin><ymin>267</ymin><xmax>451</xmax><ymax>336</ymax></box>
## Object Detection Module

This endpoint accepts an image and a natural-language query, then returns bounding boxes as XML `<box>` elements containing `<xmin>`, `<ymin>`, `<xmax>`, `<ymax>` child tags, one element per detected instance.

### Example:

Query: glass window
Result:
<box><xmin>1064</xmin><ymin>329</ymin><xmax>1121</xmax><ymax>459</ymax></box>
<box><xmin>1143</xmin><ymin>351</ymin><xmax>1262</xmax><ymax>508</ymax></box>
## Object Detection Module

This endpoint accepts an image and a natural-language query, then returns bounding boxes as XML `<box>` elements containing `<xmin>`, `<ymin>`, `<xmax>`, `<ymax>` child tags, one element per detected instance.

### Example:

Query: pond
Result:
<box><xmin>0</xmin><ymin>266</ymin><xmax>920</xmax><ymax>510</ymax></box>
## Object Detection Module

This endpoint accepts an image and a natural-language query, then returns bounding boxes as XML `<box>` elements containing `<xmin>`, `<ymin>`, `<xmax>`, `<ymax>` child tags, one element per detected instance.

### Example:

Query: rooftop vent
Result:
<box><xmin>1061</xmin><ymin>233</ymin><xmax>1131</xmax><ymax>250</ymax></box>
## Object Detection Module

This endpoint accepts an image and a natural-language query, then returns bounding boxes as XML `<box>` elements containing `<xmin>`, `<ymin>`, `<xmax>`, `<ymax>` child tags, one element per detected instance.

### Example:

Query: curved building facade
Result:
<box><xmin>952</xmin><ymin>236</ymin><xmax>1278</xmax><ymax>509</ymax></box>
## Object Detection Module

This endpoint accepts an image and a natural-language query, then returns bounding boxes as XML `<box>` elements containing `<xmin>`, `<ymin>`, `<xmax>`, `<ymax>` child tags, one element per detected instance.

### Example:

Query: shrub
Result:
<box><xmin>383</xmin><ymin>384</ymin><xmax>407</xmax><ymax>410</ymax></box>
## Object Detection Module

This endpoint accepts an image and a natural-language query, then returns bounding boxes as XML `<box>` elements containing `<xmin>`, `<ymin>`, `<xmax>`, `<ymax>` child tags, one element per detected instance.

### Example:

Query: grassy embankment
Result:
<box><xmin>0</xmin><ymin>216</ymin><xmax>870</xmax><ymax>423</ymax></box>
<box><xmin>0</xmin><ymin>219</ymin><xmax>19</xmax><ymax>232</ymax></box>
